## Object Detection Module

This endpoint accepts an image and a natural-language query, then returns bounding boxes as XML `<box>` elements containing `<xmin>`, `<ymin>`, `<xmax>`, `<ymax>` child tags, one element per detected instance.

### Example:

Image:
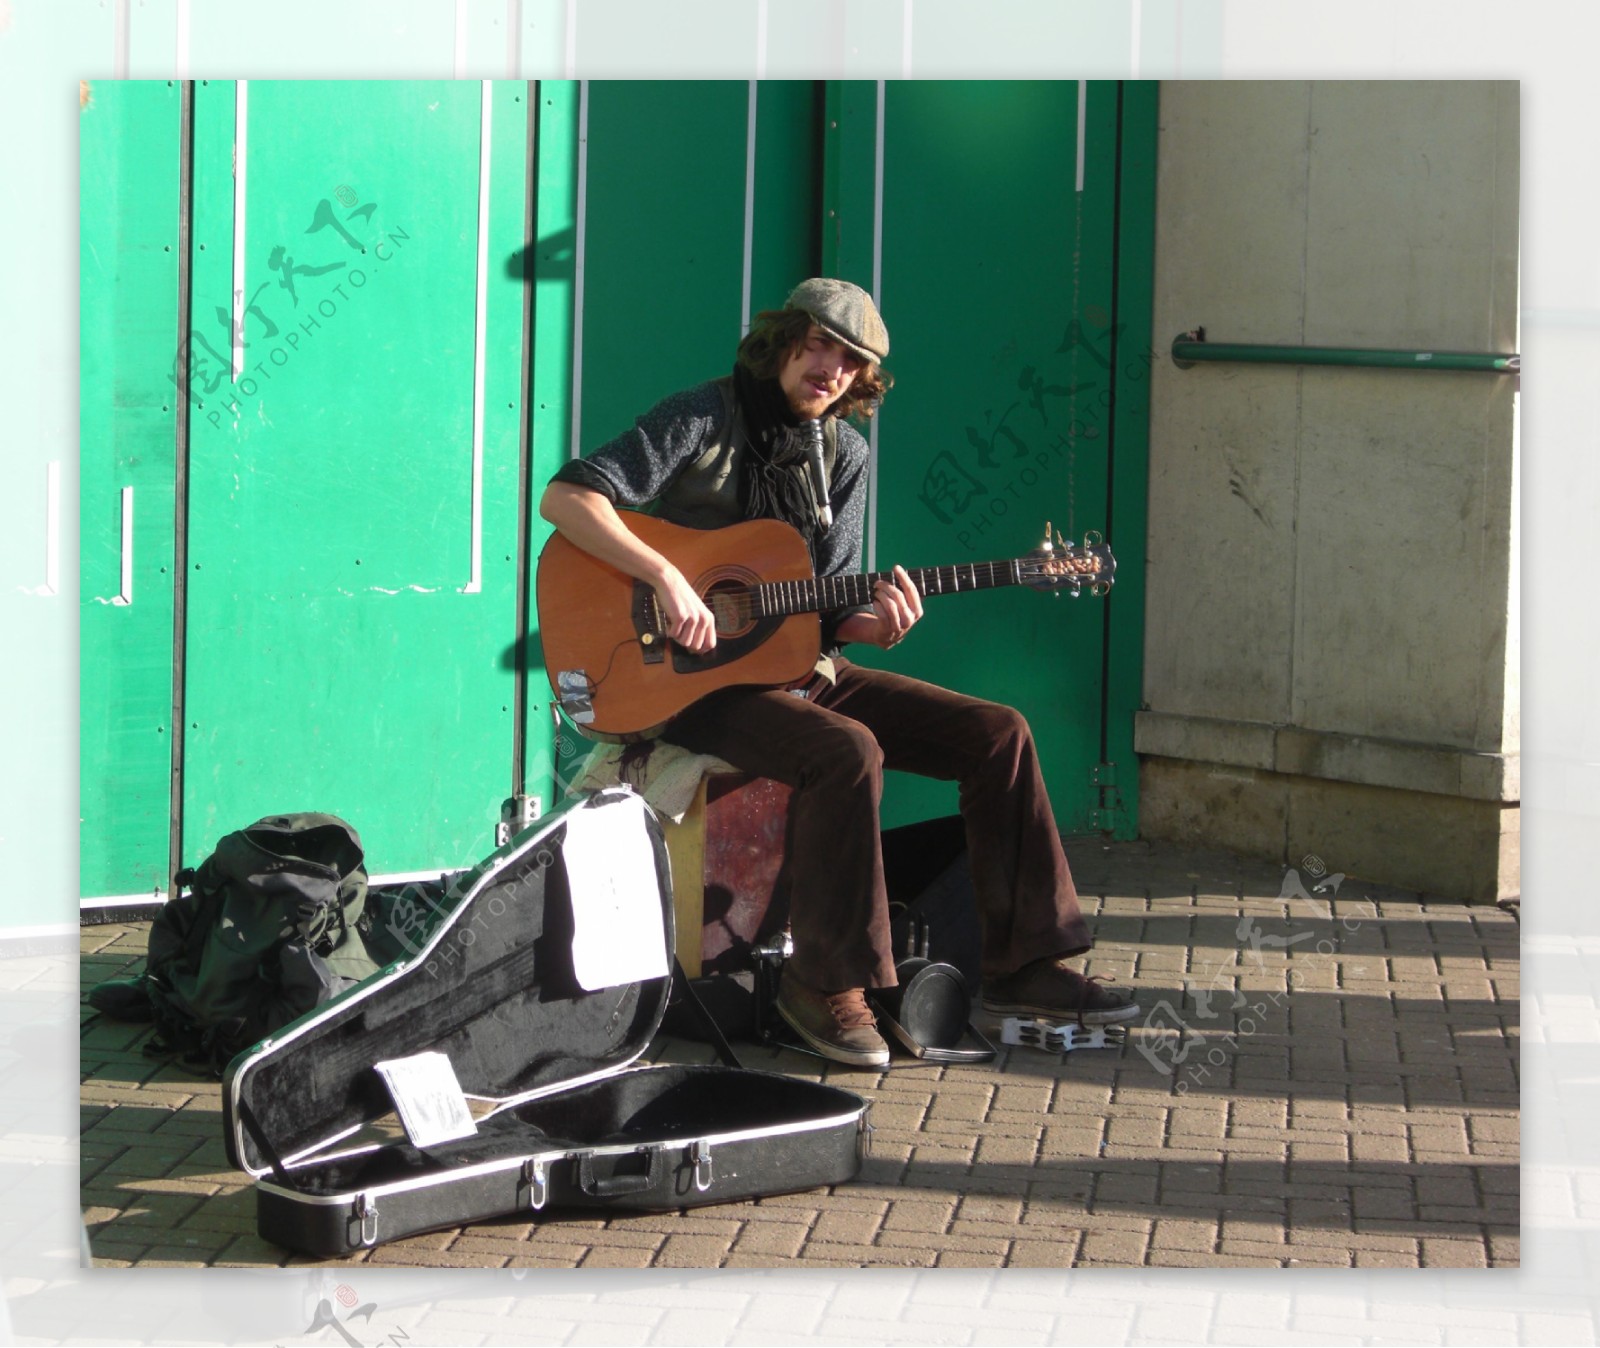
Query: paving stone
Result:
<box><xmin>878</xmin><ymin>1226</ymin><xmax>1008</xmax><ymax>1256</ymax></box>
<box><xmin>958</xmin><ymin>1193</ymin><xmax>1024</xmax><ymax>1224</ymax></box>
<box><xmin>1486</xmin><ymin>1233</ymin><xmax>1520</xmax><ymax>1265</ymax></box>
<box><xmin>992</xmin><ymin>1082</ymin><xmax>1053</xmax><ymax>1112</ymax></box>
<box><xmin>579</xmin><ymin>1244</ymin><xmax>655</xmax><ymax>1268</ymax></box>
<box><xmin>1008</xmin><ymin>1235</ymin><xmax>1082</xmax><ymax>1266</ymax></box>
<box><xmin>1148</xmin><ymin>1217</ymin><xmax>1216</xmax><ymax>1251</ymax></box>
<box><xmin>973</xmin><ymin>1133</ymin><xmax>1042</xmax><ymax>1166</ymax></box>
<box><xmin>814</xmin><ymin>1240</ymin><xmax>939</xmax><ymax>1267</ymax></box>
<box><xmin>653</xmin><ymin>1233</ymin><xmax>734</xmax><ymax>1266</ymax></box>
<box><xmin>1093</xmin><ymin>1172</ymin><xmax>1161</xmax><ymax>1205</ymax></box>
<box><xmin>730</xmin><ymin>1221</ymin><xmax>808</xmax><ymax>1257</ymax></box>
<box><xmin>937</xmin><ymin>1249</ymin><xmax>1010</xmax><ymax>1268</ymax></box>
<box><xmin>1079</xmin><ymin>1225</ymin><xmax>1150</xmax><ymax>1263</ymax></box>
<box><xmin>1356</xmin><ymin>1246</ymin><xmax>1423</xmax><ymax>1267</ymax></box>
<box><xmin>1419</xmin><ymin>1237</ymin><xmax>1491</xmax><ymax>1267</ymax></box>
<box><xmin>810</xmin><ymin>1207</ymin><xmax>884</xmax><ymax>1246</ymax></box>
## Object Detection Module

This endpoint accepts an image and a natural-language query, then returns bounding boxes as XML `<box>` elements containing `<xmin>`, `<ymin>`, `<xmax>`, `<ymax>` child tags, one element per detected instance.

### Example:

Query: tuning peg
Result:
<box><xmin>1040</xmin><ymin>521</ymin><xmax>1055</xmax><ymax>554</ymax></box>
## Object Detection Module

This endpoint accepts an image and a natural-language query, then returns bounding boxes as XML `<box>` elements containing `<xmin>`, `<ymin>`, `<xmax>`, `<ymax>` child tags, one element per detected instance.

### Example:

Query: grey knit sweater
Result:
<box><xmin>551</xmin><ymin>379</ymin><xmax>875</xmax><ymax>647</ymax></box>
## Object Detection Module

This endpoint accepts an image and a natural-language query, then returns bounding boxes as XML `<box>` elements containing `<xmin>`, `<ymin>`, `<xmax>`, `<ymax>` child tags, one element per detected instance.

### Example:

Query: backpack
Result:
<box><xmin>141</xmin><ymin>813</ymin><xmax>383</xmax><ymax>1076</ymax></box>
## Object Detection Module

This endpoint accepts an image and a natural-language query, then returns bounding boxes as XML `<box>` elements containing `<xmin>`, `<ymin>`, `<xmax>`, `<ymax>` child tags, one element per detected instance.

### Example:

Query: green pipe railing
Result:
<box><xmin>1171</xmin><ymin>328</ymin><xmax>1519</xmax><ymax>374</ymax></box>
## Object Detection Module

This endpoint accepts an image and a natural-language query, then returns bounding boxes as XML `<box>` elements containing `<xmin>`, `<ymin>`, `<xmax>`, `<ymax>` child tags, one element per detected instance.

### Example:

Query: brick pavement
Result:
<box><xmin>79</xmin><ymin>839</ymin><xmax>1519</xmax><ymax>1271</ymax></box>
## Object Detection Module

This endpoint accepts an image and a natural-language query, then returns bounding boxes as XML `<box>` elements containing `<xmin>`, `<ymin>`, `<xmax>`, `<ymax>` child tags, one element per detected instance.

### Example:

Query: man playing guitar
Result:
<box><xmin>540</xmin><ymin>278</ymin><xmax>1138</xmax><ymax>1066</ymax></box>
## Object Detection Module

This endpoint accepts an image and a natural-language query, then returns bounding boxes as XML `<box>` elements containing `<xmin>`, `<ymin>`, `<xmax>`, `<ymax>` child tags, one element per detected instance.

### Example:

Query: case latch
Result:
<box><xmin>354</xmin><ymin>1193</ymin><xmax>379</xmax><ymax>1247</ymax></box>
<box><xmin>690</xmin><ymin>1140</ymin><xmax>714</xmax><ymax>1193</ymax></box>
<box><xmin>858</xmin><ymin>1115</ymin><xmax>875</xmax><ymax>1159</ymax></box>
<box><xmin>521</xmin><ymin>1157</ymin><xmax>549</xmax><ymax>1211</ymax></box>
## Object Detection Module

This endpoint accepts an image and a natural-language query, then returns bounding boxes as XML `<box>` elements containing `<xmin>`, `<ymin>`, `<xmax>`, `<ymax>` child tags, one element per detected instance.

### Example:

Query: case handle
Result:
<box><xmin>577</xmin><ymin>1147</ymin><xmax>661</xmax><ymax>1198</ymax></box>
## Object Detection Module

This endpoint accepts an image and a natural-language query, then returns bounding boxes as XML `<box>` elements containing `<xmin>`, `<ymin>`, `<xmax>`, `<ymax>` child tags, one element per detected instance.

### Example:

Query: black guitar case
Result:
<box><xmin>221</xmin><ymin>788</ymin><xmax>869</xmax><ymax>1257</ymax></box>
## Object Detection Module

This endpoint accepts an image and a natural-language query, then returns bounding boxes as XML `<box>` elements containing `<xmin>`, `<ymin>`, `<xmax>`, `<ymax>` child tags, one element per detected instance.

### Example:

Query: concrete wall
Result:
<box><xmin>1139</xmin><ymin>81</ymin><xmax>1519</xmax><ymax>902</ymax></box>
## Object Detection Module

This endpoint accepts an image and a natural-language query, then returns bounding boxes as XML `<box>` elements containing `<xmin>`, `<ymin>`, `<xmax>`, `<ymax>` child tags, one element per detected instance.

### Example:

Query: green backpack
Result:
<box><xmin>142</xmin><ymin>813</ymin><xmax>383</xmax><ymax>1075</ymax></box>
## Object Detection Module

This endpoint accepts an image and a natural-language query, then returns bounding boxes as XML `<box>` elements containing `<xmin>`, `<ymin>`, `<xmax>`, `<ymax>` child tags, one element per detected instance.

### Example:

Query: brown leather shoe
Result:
<box><xmin>980</xmin><ymin>959</ymin><xmax>1140</xmax><ymax>1025</ymax></box>
<box><xmin>775</xmin><ymin>970</ymin><xmax>891</xmax><ymax>1068</ymax></box>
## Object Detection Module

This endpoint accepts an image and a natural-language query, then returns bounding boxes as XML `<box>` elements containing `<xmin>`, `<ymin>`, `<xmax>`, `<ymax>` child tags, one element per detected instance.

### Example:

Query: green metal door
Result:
<box><xmin>178</xmin><ymin>80</ymin><xmax>532</xmax><ymax>873</ymax></box>
<box><xmin>79</xmin><ymin>81</ymin><xmax>184</xmax><ymax>903</ymax></box>
<box><xmin>825</xmin><ymin>79</ymin><xmax>1153</xmax><ymax>836</ymax></box>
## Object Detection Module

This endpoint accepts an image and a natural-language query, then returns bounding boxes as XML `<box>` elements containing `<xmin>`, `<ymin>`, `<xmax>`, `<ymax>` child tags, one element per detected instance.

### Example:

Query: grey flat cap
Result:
<box><xmin>786</xmin><ymin>277</ymin><xmax>890</xmax><ymax>362</ymax></box>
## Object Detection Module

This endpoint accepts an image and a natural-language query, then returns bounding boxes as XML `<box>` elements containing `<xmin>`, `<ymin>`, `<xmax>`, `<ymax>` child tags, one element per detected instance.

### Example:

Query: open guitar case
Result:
<box><xmin>221</xmin><ymin>787</ymin><xmax>870</xmax><ymax>1258</ymax></box>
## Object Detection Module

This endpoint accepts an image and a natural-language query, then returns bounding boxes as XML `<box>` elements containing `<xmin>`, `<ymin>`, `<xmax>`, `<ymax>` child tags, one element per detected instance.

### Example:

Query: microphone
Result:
<box><xmin>802</xmin><ymin>419</ymin><xmax>833</xmax><ymax>531</ymax></box>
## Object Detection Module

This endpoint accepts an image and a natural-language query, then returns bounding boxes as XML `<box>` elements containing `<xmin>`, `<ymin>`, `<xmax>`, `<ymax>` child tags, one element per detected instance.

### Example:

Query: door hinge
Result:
<box><xmin>497</xmin><ymin>794</ymin><xmax>542</xmax><ymax>846</ymax></box>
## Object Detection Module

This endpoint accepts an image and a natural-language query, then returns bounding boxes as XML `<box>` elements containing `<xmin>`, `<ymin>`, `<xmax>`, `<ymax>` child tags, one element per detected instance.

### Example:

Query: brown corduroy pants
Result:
<box><xmin>661</xmin><ymin>658</ymin><xmax>1093</xmax><ymax>991</ymax></box>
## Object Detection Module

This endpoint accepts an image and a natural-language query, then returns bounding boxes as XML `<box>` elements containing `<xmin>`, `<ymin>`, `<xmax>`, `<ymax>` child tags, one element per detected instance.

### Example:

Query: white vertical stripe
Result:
<box><xmin>453</xmin><ymin>0</ymin><xmax>469</xmax><ymax>78</ymax></box>
<box><xmin>113</xmin><ymin>0</ymin><xmax>129</xmax><ymax>78</ymax></box>
<box><xmin>901</xmin><ymin>0</ymin><xmax>913</xmax><ymax>78</ymax></box>
<box><xmin>741</xmin><ymin>82</ymin><xmax>758</xmax><ymax>334</ymax></box>
<box><xmin>1130</xmin><ymin>0</ymin><xmax>1142</xmax><ymax>79</ymax></box>
<box><xmin>465</xmin><ymin>80</ymin><xmax>492</xmax><ymax>595</ymax></box>
<box><xmin>1076</xmin><ymin>79</ymin><xmax>1088</xmax><ymax>194</ymax></box>
<box><xmin>117</xmin><ymin>487</ymin><xmax>134</xmax><ymax>606</ymax></box>
<box><xmin>755</xmin><ymin>0</ymin><xmax>768</xmax><ymax>79</ymax></box>
<box><xmin>175</xmin><ymin>0</ymin><xmax>190</xmax><ymax>77</ymax></box>
<box><xmin>565</xmin><ymin>0</ymin><xmax>578</xmax><ymax>78</ymax></box>
<box><xmin>36</xmin><ymin>461</ymin><xmax>61</xmax><ymax>598</ymax></box>
<box><xmin>232</xmin><ymin>80</ymin><xmax>249</xmax><ymax>382</ymax></box>
<box><xmin>867</xmin><ymin>81</ymin><xmax>887</xmax><ymax>573</ymax></box>
<box><xmin>569</xmin><ymin>80</ymin><xmax>589</xmax><ymax>459</ymax></box>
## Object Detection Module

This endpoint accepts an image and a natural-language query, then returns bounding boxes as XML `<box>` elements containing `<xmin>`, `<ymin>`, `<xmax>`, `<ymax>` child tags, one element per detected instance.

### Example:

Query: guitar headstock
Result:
<box><xmin>1018</xmin><ymin>524</ymin><xmax>1116</xmax><ymax>597</ymax></box>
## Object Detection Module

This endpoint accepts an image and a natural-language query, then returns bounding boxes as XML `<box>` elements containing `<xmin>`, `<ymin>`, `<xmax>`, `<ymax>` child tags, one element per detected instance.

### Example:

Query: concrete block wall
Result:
<box><xmin>1139</xmin><ymin>81</ymin><xmax>1519</xmax><ymax>902</ymax></box>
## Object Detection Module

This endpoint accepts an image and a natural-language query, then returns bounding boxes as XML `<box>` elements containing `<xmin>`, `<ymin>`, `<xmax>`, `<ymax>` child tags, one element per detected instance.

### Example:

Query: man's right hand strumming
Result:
<box><xmin>539</xmin><ymin>480</ymin><xmax>718</xmax><ymax>654</ymax></box>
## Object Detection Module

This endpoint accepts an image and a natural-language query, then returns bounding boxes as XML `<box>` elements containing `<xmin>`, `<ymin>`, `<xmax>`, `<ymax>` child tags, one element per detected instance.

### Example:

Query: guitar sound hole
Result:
<box><xmin>703</xmin><ymin>575</ymin><xmax>759</xmax><ymax>639</ymax></box>
<box><xmin>672</xmin><ymin>570</ymin><xmax>781</xmax><ymax>677</ymax></box>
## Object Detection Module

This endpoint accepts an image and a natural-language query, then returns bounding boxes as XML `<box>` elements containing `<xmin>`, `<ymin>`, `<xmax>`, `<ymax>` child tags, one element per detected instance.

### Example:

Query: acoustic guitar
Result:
<box><xmin>536</xmin><ymin>513</ymin><xmax>1115</xmax><ymax>738</ymax></box>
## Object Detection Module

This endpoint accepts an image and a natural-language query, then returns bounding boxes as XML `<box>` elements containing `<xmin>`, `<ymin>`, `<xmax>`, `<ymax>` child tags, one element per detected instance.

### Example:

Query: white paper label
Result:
<box><xmin>373</xmin><ymin>1052</ymin><xmax>479</xmax><ymax>1148</ymax></box>
<box><xmin>562</xmin><ymin>793</ymin><xmax>670</xmax><ymax>991</ymax></box>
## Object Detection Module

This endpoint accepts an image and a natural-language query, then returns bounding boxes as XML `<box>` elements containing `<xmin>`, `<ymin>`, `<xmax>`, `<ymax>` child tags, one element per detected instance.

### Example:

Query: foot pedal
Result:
<box><xmin>1000</xmin><ymin>1017</ymin><xmax>1120</xmax><ymax>1052</ymax></box>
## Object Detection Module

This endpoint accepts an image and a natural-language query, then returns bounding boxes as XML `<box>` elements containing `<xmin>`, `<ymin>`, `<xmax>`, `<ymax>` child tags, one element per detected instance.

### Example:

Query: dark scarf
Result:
<box><xmin>733</xmin><ymin>363</ymin><xmax>827</xmax><ymax>546</ymax></box>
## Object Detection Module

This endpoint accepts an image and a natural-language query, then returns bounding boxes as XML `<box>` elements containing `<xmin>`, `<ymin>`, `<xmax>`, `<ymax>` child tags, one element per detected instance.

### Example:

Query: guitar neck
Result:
<box><xmin>754</xmin><ymin>561</ymin><xmax>1020</xmax><ymax>618</ymax></box>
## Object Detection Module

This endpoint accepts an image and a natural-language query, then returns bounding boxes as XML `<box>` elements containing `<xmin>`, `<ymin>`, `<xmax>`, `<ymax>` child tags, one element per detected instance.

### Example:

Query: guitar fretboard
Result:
<box><xmin>753</xmin><ymin>561</ymin><xmax>1022</xmax><ymax>618</ymax></box>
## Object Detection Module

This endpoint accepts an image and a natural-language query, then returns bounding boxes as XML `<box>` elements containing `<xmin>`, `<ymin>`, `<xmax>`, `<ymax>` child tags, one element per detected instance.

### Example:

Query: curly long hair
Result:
<box><xmin>735</xmin><ymin>307</ymin><xmax>893</xmax><ymax>422</ymax></box>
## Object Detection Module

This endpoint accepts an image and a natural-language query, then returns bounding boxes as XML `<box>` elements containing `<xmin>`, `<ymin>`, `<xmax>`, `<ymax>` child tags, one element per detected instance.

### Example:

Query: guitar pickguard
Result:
<box><xmin>629</xmin><ymin>573</ymin><xmax>790</xmax><ymax>677</ymax></box>
<box><xmin>669</xmin><ymin>614</ymin><xmax>788</xmax><ymax>675</ymax></box>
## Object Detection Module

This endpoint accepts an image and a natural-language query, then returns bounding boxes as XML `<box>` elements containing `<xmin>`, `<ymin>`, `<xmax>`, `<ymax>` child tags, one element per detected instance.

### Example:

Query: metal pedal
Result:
<box><xmin>999</xmin><ymin>1017</ymin><xmax>1120</xmax><ymax>1053</ymax></box>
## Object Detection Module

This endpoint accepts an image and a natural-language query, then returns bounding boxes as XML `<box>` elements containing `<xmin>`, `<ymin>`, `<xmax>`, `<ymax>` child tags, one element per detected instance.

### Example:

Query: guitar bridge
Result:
<box><xmin>631</xmin><ymin>582</ymin><xmax>667</xmax><ymax>665</ymax></box>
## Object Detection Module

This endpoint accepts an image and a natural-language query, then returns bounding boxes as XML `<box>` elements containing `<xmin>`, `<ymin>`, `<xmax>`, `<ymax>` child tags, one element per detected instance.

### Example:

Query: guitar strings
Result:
<box><xmin>701</xmin><ymin>555</ymin><xmax>1103</xmax><ymax>630</ymax></box>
